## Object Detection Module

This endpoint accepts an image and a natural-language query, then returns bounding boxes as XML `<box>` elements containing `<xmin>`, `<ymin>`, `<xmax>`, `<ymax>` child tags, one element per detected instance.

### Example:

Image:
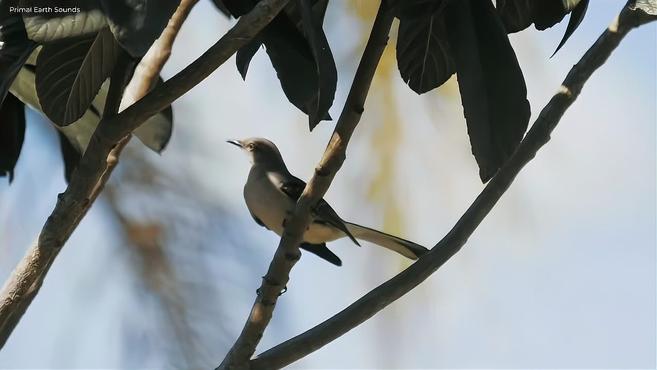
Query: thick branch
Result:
<box><xmin>0</xmin><ymin>0</ymin><xmax>285</xmax><ymax>347</ymax></box>
<box><xmin>0</xmin><ymin>51</ymin><xmax>132</xmax><ymax>348</ymax></box>
<box><xmin>249</xmin><ymin>3</ymin><xmax>656</xmax><ymax>369</ymax></box>
<box><xmin>217</xmin><ymin>3</ymin><xmax>395</xmax><ymax>370</ymax></box>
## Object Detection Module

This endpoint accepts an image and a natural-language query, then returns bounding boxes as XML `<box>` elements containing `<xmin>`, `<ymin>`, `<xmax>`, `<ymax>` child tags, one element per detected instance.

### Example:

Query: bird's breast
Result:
<box><xmin>244</xmin><ymin>170</ymin><xmax>291</xmax><ymax>236</ymax></box>
<box><xmin>243</xmin><ymin>169</ymin><xmax>344</xmax><ymax>244</ymax></box>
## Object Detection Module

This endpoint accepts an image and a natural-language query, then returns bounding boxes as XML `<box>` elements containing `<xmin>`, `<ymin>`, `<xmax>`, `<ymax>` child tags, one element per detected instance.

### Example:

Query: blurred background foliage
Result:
<box><xmin>0</xmin><ymin>0</ymin><xmax>655</xmax><ymax>368</ymax></box>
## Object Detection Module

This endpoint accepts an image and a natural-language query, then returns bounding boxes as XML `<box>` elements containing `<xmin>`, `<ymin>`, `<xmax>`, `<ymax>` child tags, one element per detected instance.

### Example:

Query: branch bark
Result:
<box><xmin>217</xmin><ymin>3</ymin><xmax>395</xmax><ymax>370</ymax></box>
<box><xmin>0</xmin><ymin>50</ymin><xmax>134</xmax><ymax>349</ymax></box>
<box><xmin>248</xmin><ymin>3</ymin><xmax>656</xmax><ymax>369</ymax></box>
<box><xmin>0</xmin><ymin>0</ymin><xmax>287</xmax><ymax>347</ymax></box>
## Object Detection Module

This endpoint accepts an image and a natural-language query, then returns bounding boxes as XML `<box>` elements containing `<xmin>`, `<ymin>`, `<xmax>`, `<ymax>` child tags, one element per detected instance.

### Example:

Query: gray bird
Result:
<box><xmin>228</xmin><ymin>137</ymin><xmax>428</xmax><ymax>266</ymax></box>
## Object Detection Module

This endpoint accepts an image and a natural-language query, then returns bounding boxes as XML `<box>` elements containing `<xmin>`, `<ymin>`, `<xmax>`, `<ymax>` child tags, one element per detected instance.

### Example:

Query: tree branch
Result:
<box><xmin>249</xmin><ymin>3</ymin><xmax>656</xmax><ymax>369</ymax></box>
<box><xmin>0</xmin><ymin>50</ymin><xmax>133</xmax><ymax>348</ymax></box>
<box><xmin>121</xmin><ymin>0</ymin><xmax>200</xmax><ymax>110</ymax></box>
<box><xmin>0</xmin><ymin>0</ymin><xmax>287</xmax><ymax>347</ymax></box>
<box><xmin>88</xmin><ymin>0</ymin><xmax>201</xmax><ymax>206</ymax></box>
<box><xmin>216</xmin><ymin>3</ymin><xmax>395</xmax><ymax>370</ymax></box>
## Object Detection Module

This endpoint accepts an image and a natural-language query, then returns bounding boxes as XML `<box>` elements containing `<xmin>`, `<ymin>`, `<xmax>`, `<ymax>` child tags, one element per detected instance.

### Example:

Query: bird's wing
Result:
<box><xmin>279</xmin><ymin>175</ymin><xmax>360</xmax><ymax>246</ymax></box>
<box><xmin>279</xmin><ymin>176</ymin><xmax>305</xmax><ymax>201</ymax></box>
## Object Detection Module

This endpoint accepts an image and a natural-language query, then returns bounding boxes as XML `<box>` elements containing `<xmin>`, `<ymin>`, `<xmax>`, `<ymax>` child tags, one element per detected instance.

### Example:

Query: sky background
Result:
<box><xmin>0</xmin><ymin>0</ymin><xmax>655</xmax><ymax>368</ymax></box>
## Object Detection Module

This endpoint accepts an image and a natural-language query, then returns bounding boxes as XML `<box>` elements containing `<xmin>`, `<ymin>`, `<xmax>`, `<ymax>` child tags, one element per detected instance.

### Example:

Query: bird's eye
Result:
<box><xmin>247</xmin><ymin>143</ymin><xmax>256</xmax><ymax>151</ymax></box>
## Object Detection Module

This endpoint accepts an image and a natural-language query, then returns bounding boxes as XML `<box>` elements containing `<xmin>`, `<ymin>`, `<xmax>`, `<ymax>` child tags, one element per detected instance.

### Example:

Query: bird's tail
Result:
<box><xmin>345</xmin><ymin>222</ymin><xmax>428</xmax><ymax>260</ymax></box>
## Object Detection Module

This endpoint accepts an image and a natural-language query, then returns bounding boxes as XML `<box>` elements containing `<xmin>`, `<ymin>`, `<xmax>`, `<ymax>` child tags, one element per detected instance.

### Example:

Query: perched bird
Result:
<box><xmin>228</xmin><ymin>137</ymin><xmax>428</xmax><ymax>266</ymax></box>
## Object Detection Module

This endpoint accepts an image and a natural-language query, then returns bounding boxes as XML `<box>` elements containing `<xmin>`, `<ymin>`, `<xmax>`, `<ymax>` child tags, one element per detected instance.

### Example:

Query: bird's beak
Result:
<box><xmin>226</xmin><ymin>139</ymin><xmax>243</xmax><ymax>148</ymax></box>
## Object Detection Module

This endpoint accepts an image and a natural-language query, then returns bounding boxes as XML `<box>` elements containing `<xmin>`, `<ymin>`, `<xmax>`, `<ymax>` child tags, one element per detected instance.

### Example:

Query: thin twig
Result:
<box><xmin>249</xmin><ymin>3</ymin><xmax>656</xmax><ymax>369</ymax></box>
<box><xmin>88</xmin><ymin>0</ymin><xmax>201</xmax><ymax>205</ymax></box>
<box><xmin>122</xmin><ymin>0</ymin><xmax>200</xmax><ymax>110</ymax></box>
<box><xmin>85</xmin><ymin>51</ymin><xmax>135</xmax><ymax>212</ymax></box>
<box><xmin>216</xmin><ymin>2</ymin><xmax>395</xmax><ymax>370</ymax></box>
<box><xmin>0</xmin><ymin>0</ymin><xmax>281</xmax><ymax>347</ymax></box>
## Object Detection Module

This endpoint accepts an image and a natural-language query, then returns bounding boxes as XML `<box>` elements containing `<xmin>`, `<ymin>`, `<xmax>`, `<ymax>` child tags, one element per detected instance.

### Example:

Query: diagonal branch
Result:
<box><xmin>87</xmin><ymin>0</ymin><xmax>201</xmax><ymax>207</ymax></box>
<box><xmin>248</xmin><ymin>3</ymin><xmax>657</xmax><ymax>369</ymax></box>
<box><xmin>122</xmin><ymin>0</ymin><xmax>200</xmax><ymax>110</ymax></box>
<box><xmin>217</xmin><ymin>2</ymin><xmax>395</xmax><ymax>369</ymax></box>
<box><xmin>0</xmin><ymin>48</ymin><xmax>134</xmax><ymax>349</ymax></box>
<box><xmin>0</xmin><ymin>0</ymin><xmax>289</xmax><ymax>348</ymax></box>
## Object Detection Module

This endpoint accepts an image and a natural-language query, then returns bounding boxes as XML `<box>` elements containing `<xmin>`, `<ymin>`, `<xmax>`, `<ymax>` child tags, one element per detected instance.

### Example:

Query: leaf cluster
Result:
<box><xmin>0</xmin><ymin>0</ymin><xmax>177</xmax><ymax>181</ymax></box>
<box><xmin>1</xmin><ymin>0</ymin><xmax>592</xmax><ymax>183</ymax></box>
<box><xmin>391</xmin><ymin>0</ymin><xmax>589</xmax><ymax>181</ymax></box>
<box><xmin>213</xmin><ymin>0</ymin><xmax>589</xmax><ymax>182</ymax></box>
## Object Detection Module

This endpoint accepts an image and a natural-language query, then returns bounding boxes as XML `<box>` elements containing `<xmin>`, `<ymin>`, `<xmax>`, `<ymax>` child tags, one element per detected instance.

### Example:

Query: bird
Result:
<box><xmin>228</xmin><ymin>137</ymin><xmax>428</xmax><ymax>266</ymax></box>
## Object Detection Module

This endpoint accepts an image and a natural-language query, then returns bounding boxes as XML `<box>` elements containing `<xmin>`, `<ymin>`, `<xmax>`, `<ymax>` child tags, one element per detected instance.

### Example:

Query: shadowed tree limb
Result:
<box><xmin>0</xmin><ymin>50</ymin><xmax>134</xmax><ymax>349</ymax></box>
<box><xmin>0</xmin><ymin>0</ymin><xmax>288</xmax><ymax>348</ymax></box>
<box><xmin>247</xmin><ymin>2</ymin><xmax>656</xmax><ymax>369</ymax></box>
<box><xmin>216</xmin><ymin>2</ymin><xmax>395</xmax><ymax>370</ymax></box>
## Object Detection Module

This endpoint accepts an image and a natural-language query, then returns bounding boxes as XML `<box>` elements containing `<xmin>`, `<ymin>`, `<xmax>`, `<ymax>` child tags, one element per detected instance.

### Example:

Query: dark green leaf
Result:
<box><xmin>226</xmin><ymin>0</ymin><xmax>263</xmax><ymax>79</ymax></box>
<box><xmin>11</xmin><ymin>60</ymin><xmax>102</xmax><ymax>153</ymax></box>
<box><xmin>18</xmin><ymin>0</ymin><xmax>106</xmax><ymax>42</ymax></box>
<box><xmin>310</xmin><ymin>0</ymin><xmax>329</xmax><ymax>23</ymax></box>
<box><xmin>218</xmin><ymin>0</ymin><xmax>255</xmax><ymax>17</ymax></box>
<box><xmin>552</xmin><ymin>0</ymin><xmax>588</xmax><ymax>56</ymax></box>
<box><xmin>92</xmin><ymin>76</ymin><xmax>173</xmax><ymax>153</ymax></box>
<box><xmin>77</xmin><ymin>76</ymin><xmax>173</xmax><ymax>152</ymax></box>
<box><xmin>283</xmin><ymin>0</ymin><xmax>330</xmax><ymax>31</ymax></box>
<box><xmin>0</xmin><ymin>93</ymin><xmax>26</xmax><ymax>182</ymax></box>
<box><xmin>18</xmin><ymin>0</ymin><xmax>102</xmax><ymax>18</ymax></box>
<box><xmin>496</xmin><ymin>0</ymin><xmax>588</xmax><ymax>55</ymax></box>
<box><xmin>12</xmin><ymin>62</ymin><xmax>172</xmax><ymax>153</ymax></box>
<box><xmin>497</xmin><ymin>0</ymin><xmax>568</xmax><ymax>33</ymax></box>
<box><xmin>99</xmin><ymin>0</ymin><xmax>179</xmax><ymax>57</ymax></box>
<box><xmin>446</xmin><ymin>0</ymin><xmax>530</xmax><ymax>182</ymax></box>
<box><xmin>230</xmin><ymin>0</ymin><xmax>332</xmax><ymax>126</ymax></box>
<box><xmin>261</xmin><ymin>19</ymin><xmax>318</xmax><ymax>118</ymax></box>
<box><xmin>134</xmin><ymin>103</ymin><xmax>173</xmax><ymax>152</ymax></box>
<box><xmin>123</xmin><ymin>76</ymin><xmax>173</xmax><ymax>152</ymax></box>
<box><xmin>209</xmin><ymin>0</ymin><xmax>232</xmax><ymax>17</ymax></box>
<box><xmin>387</xmin><ymin>0</ymin><xmax>446</xmax><ymax>20</ymax></box>
<box><xmin>298</xmin><ymin>0</ymin><xmax>337</xmax><ymax>129</ymax></box>
<box><xmin>0</xmin><ymin>10</ymin><xmax>36</xmax><ymax>105</ymax></box>
<box><xmin>35</xmin><ymin>27</ymin><xmax>119</xmax><ymax>126</ymax></box>
<box><xmin>236</xmin><ymin>39</ymin><xmax>261</xmax><ymax>80</ymax></box>
<box><xmin>397</xmin><ymin>13</ymin><xmax>454</xmax><ymax>94</ymax></box>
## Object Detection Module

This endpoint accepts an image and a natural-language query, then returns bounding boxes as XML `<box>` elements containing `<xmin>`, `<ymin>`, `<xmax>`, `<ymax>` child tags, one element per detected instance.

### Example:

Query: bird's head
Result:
<box><xmin>227</xmin><ymin>137</ymin><xmax>285</xmax><ymax>168</ymax></box>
